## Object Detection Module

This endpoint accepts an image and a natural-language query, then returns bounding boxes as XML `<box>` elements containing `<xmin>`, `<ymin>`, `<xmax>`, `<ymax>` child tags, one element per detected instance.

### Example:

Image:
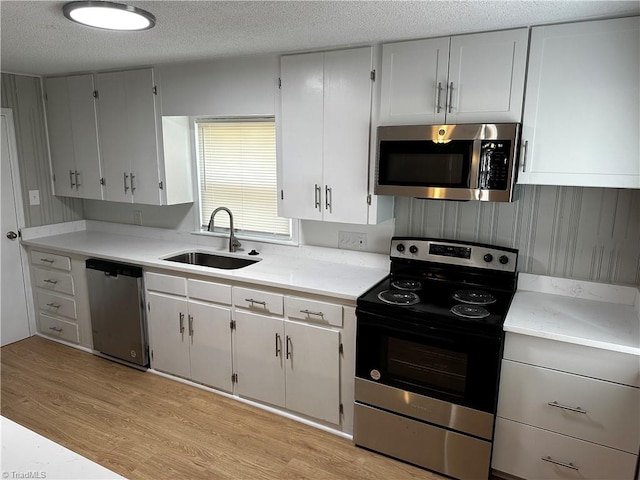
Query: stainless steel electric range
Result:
<box><xmin>353</xmin><ymin>237</ymin><xmax>518</xmax><ymax>480</ymax></box>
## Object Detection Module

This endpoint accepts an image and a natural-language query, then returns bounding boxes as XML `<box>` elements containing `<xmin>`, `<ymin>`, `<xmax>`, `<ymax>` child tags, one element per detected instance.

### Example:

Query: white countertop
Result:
<box><xmin>20</xmin><ymin>222</ymin><xmax>389</xmax><ymax>302</ymax></box>
<box><xmin>1</xmin><ymin>417</ymin><xmax>124</xmax><ymax>479</ymax></box>
<box><xmin>505</xmin><ymin>273</ymin><xmax>640</xmax><ymax>355</ymax></box>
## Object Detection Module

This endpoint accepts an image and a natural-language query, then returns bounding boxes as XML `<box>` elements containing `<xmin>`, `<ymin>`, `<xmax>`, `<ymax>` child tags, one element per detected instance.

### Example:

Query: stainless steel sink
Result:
<box><xmin>164</xmin><ymin>252</ymin><xmax>259</xmax><ymax>270</ymax></box>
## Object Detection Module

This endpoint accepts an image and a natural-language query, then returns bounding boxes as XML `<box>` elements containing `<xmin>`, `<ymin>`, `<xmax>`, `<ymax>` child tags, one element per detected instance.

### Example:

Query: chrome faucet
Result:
<box><xmin>208</xmin><ymin>207</ymin><xmax>241</xmax><ymax>253</ymax></box>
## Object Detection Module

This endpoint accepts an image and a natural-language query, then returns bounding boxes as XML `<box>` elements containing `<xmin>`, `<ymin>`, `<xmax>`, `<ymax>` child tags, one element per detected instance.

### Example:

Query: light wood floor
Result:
<box><xmin>1</xmin><ymin>336</ymin><xmax>445</xmax><ymax>479</ymax></box>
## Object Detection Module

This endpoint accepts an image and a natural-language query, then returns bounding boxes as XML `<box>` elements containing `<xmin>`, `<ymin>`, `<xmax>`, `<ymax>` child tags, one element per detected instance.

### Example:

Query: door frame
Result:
<box><xmin>1</xmin><ymin>107</ymin><xmax>36</xmax><ymax>337</ymax></box>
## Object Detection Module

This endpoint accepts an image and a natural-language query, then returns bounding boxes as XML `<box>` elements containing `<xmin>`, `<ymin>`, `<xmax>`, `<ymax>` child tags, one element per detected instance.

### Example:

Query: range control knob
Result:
<box><xmin>396</xmin><ymin>244</ymin><xmax>405</xmax><ymax>252</ymax></box>
<box><xmin>409</xmin><ymin>245</ymin><xmax>418</xmax><ymax>254</ymax></box>
<box><xmin>499</xmin><ymin>255</ymin><xmax>509</xmax><ymax>265</ymax></box>
<box><xmin>483</xmin><ymin>253</ymin><xmax>493</xmax><ymax>263</ymax></box>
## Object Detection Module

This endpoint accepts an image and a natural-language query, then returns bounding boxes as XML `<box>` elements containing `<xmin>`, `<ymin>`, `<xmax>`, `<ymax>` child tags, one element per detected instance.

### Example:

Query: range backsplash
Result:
<box><xmin>394</xmin><ymin>185</ymin><xmax>640</xmax><ymax>286</ymax></box>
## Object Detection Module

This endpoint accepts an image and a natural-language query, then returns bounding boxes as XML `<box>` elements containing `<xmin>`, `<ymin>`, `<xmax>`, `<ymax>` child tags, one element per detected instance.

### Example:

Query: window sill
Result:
<box><xmin>190</xmin><ymin>229</ymin><xmax>299</xmax><ymax>247</ymax></box>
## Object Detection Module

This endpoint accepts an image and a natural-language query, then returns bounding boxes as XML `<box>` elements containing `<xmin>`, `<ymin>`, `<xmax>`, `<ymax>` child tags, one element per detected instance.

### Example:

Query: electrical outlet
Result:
<box><xmin>338</xmin><ymin>231</ymin><xmax>367</xmax><ymax>251</ymax></box>
<box><xmin>28</xmin><ymin>190</ymin><xmax>40</xmax><ymax>206</ymax></box>
<box><xmin>133</xmin><ymin>210</ymin><xmax>143</xmax><ymax>225</ymax></box>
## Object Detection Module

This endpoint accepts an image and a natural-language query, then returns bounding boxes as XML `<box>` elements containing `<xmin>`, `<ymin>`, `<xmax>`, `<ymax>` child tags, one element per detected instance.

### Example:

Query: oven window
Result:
<box><xmin>387</xmin><ymin>337</ymin><xmax>468</xmax><ymax>397</ymax></box>
<box><xmin>378</xmin><ymin>140</ymin><xmax>473</xmax><ymax>187</ymax></box>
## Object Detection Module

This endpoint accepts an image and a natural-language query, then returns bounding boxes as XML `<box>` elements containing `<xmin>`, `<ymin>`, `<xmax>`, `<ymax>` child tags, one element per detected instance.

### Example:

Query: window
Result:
<box><xmin>195</xmin><ymin>118</ymin><xmax>292</xmax><ymax>241</ymax></box>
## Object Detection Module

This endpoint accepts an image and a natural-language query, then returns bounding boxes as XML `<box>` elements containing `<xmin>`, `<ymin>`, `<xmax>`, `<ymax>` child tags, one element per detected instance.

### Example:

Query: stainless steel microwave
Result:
<box><xmin>375</xmin><ymin>123</ymin><xmax>521</xmax><ymax>202</ymax></box>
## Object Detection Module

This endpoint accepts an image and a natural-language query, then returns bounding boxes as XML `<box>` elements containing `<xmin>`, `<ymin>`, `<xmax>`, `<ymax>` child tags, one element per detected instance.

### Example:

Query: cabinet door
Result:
<box><xmin>188</xmin><ymin>300</ymin><xmax>233</xmax><ymax>392</ymax></box>
<box><xmin>519</xmin><ymin>17</ymin><xmax>640</xmax><ymax>188</ymax></box>
<box><xmin>124</xmin><ymin>68</ymin><xmax>162</xmax><ymax>205</ymax></box>
<box><xmin>44</xmin><ymin>76</ymin><xmax>76</xmax><ymax>198</ymax></box>
<box><xmin>279</xmin><ymin>52</ymin><xmax>324</xmax><ymax>221</ymax></box>
<box><xmin>234</xmin><ymin>310</ymin><xmax>285</xmax><ymax>407</ymax></box>
<box><xmin>323</xmin><ymin>47</ymin><xmax>372</xmax><ymax>224</ymax></box>
<box><xmin>97</xmin><ymin>71</ymin><xmax>133</xmax><ymax>203</ymax></box>
<box><xmin>446</xmin><ymin>28</ymin><xmax>528</xmax><ymax>124</ymax></box>
<box><xmin>147</xmin><ymin>292</ymin><xmax>190</xmax><ymax>379</ymax></box>
<box><xmin>66</xmin><ymin>75</ymin><xmax>103</xmax><ymax>200</ymax></box>
<box><xmin>284</xmin><ymin>320</ymin><xmax>340</xmax><ymax>425</ymax></box>
<box><xmin>379</xmin><ymin>37</ymin><xmax>450</xmax><ymax>125</ymax></box>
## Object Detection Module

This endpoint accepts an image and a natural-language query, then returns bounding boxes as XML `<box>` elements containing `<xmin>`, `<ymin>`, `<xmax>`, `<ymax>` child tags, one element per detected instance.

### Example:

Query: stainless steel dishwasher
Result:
<box><xmin>86</xmin><ymin>259</ymin><xmax>149</xmax><ymax>367</ymax></box>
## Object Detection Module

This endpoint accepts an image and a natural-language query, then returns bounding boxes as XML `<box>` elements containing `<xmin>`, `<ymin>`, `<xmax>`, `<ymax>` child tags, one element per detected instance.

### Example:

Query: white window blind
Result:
<box><xmin>196</xmin><ymin>119</ymin><xmax>290</xmax><ymax>239</ymax></box>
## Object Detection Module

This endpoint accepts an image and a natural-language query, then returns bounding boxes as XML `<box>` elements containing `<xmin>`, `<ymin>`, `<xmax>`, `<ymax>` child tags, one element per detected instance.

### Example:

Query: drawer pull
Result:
<box><xmin>43</xmin><ymin>279</ymin><xmax>59</xmax><ymax>285</ymax></box>
<box><xmin>49</xmin><ymin>326</ymin><xmax>63</xmax><ymax>333</ymax></box>
<box><xmin>40</xmin><ymin>258</ymin><xmax>55</xmax><ymax>264</ymax></box>
<box><xmin>300</xmin><ymin>309</ymin><xmax>324</xmax><ymax>317</ymax></box>
<box><xmin>547</xmin><ymin>401</ymin><xmax>588</xmax><ymax>414</ymax></box>
<box><xmin>46</xmin><ymin>302</ymin><xmax>61</xmax><ymax>309</ymax></box>
<box><xmin>541</xmin><ymin>456</ymin><xmax>579</xmax><ymax>471</ymax></box>
<box><xmin>245</xmin><ymin>298</ymin><xmax>267</xmax><ymax>307</ymax></box>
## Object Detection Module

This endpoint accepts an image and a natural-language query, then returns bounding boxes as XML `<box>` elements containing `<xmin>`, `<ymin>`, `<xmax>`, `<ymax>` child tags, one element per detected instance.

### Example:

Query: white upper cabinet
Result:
<box><xmin>518</xmin><ymin>17</ymin><xmax>640</xmax><ymax>188</ymax></box>
<box><xmin>279</xmin><ymin>47</ymin><xmax>374</xmax><ymax>224</ymax></box>
<box><xmin>379</xmin><ymin>28</ymin><xmax>528</xmax><ymax>125</ymax></box>
<box><xmin>44</xmin><ymin>74</ymin><xmax>103</xmax><ymax>200</ymax></box>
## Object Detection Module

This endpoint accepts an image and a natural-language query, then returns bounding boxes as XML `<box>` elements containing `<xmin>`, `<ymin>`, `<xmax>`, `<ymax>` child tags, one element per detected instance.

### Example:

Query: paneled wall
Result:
<box><xmin>1</xmin><ymin>73</ymin><xmax>83</xmax><ymax>226</ymax></box>
<box><xmin>395</xmin><ymin>185</ymin><xmax>640</xmax><ymax>286</ymax></box>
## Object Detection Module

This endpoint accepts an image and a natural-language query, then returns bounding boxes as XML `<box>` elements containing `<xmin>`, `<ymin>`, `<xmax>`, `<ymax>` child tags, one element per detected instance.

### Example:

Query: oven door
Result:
<box><xmin>355</xmin><ymin>309</ymin><xmax>503</xmax><ymax>414</ymax></box>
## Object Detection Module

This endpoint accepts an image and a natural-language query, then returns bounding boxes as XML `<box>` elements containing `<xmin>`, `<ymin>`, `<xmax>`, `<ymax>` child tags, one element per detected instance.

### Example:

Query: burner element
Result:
<box><xmin>377</xmin><ymin>290</ymin><xmax>420</xmax><ymax>306</ymax></box>
<box><xmin>390</xmin><ymin>279</ymin><xmax>422</xmax><ymax>291</ymax></box>
<box><xmin>451</xmin><ymin>304</ymin><xmax>490</xmax><ymax>319</ymax></box>
<box><xmin>452</xmin><ymin>290</ymin><xmax>496</xmax><ymax>305</ymax></box>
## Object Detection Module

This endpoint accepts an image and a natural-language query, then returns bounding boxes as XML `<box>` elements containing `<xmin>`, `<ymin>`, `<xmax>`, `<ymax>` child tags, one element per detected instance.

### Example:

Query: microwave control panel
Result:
<box><xmin>479</xmin><ymin>140</ymin><xmax>511</xmax><ymax>190</ymax></box>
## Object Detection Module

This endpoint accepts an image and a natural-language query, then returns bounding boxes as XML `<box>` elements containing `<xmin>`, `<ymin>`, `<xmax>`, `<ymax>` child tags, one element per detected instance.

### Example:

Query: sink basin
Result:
<box><xmin>164</xmin><ymin>252</ymin><xmax>259</xmax><ymax>270</ymax></box>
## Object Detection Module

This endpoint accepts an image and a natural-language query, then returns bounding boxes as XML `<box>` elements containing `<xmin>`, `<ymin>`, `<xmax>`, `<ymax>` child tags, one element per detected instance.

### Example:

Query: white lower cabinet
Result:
<box><xmin>492</xmin><ymin>333</ymin><xmax>640</xmax><ymax>479</ymax></box>
<box><xmin>146</xmin><ymin>273</ymin><xmax>233</xmax><ymax>392</ymax></box>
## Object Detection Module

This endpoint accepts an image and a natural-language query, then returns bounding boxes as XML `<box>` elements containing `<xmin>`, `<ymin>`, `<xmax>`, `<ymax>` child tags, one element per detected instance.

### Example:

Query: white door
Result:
<box><xmin>284</xmin><ymin>320</ymin><xmax>340</xmax><ymax>424</ymax></box>
<box><xmin>188</xmin><ymin>300</ymin><xmax>233</xmax><ymax>392</ymax></box>
<box><xmin>234</xmin><ymin>310</ymin><xmax>285</xmax><ymax>407</ymax></box>
<box><xmin>279</xmin><ymin>52</ymin><xmax>324</xmax><ymax>221</ymax></box>
<box><xmin>147</xmin><ymin>292</ymin><xmax>190</xmax><ymax>378</ymax></box>
<box><xmin>1</xmin><ymin>109</ymin><xmax>31</xmax><ymax>346</ymax></box>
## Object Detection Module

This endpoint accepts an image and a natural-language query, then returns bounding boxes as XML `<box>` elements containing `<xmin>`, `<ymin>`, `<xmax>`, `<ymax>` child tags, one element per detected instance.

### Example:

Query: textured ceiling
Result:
<box><xmin>2</xmin><ymin>0</ymin><xmax>639</xmax><ymax>76</ymax></box>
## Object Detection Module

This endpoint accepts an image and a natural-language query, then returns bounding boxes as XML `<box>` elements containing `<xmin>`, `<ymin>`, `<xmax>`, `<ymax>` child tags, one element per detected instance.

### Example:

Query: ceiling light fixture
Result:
<box><xmin>63</xmin><ymin>1</ymin><xmax>156</xmax><ymax>31</ymax></box>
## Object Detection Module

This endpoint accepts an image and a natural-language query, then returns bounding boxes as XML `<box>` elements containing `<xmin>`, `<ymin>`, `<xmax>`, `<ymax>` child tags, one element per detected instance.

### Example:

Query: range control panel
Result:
<box><xmin>390</xmin><ymin>238</ymin><xmax>518</xmax><ymax>273</ymax></box>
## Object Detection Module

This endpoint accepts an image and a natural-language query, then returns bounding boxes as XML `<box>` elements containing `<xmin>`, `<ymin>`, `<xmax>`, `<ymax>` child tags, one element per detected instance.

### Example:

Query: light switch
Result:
<box><xmin>28</xmin><ymin>190</ymin><xmax>40</xmax><ymax>206</ymax></box>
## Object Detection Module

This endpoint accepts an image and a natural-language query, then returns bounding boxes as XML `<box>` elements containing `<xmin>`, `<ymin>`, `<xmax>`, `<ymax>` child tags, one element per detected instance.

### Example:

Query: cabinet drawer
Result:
<box><xmin>492</xmin><ymin>417</ymin><xmax>638</xmax><ymax>480</ymax></box>
<box><xmin>497</xmin><ymin>360</ymin><xmax>639</xmax><ymax>453</ymax></box>
<box><xmin>285</xmin><ymin>296</ymin><xmax>343</xmax><ymax>327</ymax></box>
<box><xmin>33</xmin><ymin>268</ymin><xmax>74</xmax><ymax>296</ymax></box>
<box><xmin>187</xmin><ymin>279</ymin><xmax>231</xmax><ymax>305</ymax></box>
<box><xmin>30</xmin><ymin>250</ymin><xmax>71</xmax><ymax>271</ymax></box>
<box><xmin>36</xmin><ymin>291</ymin><xmax>77</xmax><ymax>320</ymax></box>
<box><xmin>504</xmin><ymin>332</ymin><xmax>640</xmax><ymax>387</ymax></box>
<box><xmin>145</xmin><ymin>272</ymin><xmax>187</xmax><ymax>296</ymax></box>
<box><xmin>38</xmin><ymin>313</ymin><xmax>79</xmax><ymax>344</ymax></box>
<box><xmin>233</xmin><ymin>287</ymin><xmax>283</xmax><ymax>316</ymax></box>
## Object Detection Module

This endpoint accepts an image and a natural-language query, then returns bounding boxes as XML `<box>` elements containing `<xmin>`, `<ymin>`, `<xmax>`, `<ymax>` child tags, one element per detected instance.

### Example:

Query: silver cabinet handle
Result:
<box><xmin>286</xmin><ymin>335</ymin><xmax>292</xmax><ymax>360</ymax></box>
<box><xmin>123</xmin><ymin>172</ymin><xmax>129</xmax><ymax>194</ymax></box>
<box><xmin>40</xmin><ymin>258</ymin><xmax>55</xmax><ymax>264</ymax></box>
<box><xmin>188</xmin><ymin>314</ymin><xmax>194</xmax><ymax>337</ymax></box>
<box><xmin>325</xmin><ymin>185</ymin><xmax>332</xmax><ymax>213</ymax></box>
<box><xmin>46</xmin><ymin>302</ymin><xmax>61</xmax><ymax>309</ymax></box>
<box><xmin>69</xmin><ymin>170</ymin><xmax>76</xmax><ymax>188</ymax></box>
<box><xmin>245</xmin><ymin>298</ymin><xmax>267</xmax><ymax>307</ymax></box>
<box><xmin>74</xmin><ymin>170</ymin><xmax>81</xmax><ymax>189</ymax></box>
<box><xmin>275</xmin><ymin>333</ymin><xmax>281</xmax><ymax>357</ymax></box>
<box><xmin>300</xmin><ymin>309</ymin><xmax>324</xmax><ymax>317</ymax></box>
<box><xmin>521</xmin><ymin>140</ymin><xmax>529</xmax><ymax>172</ymax></box>
<box><xmin>541</xmin><ymin>456</ymin><xmax>579</xmax><ymax>471</ymax></box>
<box><xmin>130</xmin><ymin>173</ymin><xmax>136</xmax><ymax>193</ymax></box>
<box><xmin>49</xmin><ymin>326</ymin><xmax>63</xmax><ymax>333</ymax></box>
<box><xmin>43</xmin><ymin>279</ymin><xmax>58</xmax><ymax>285</ymax></box>
<box><xmin>547</xmin><ymin>401</ymin><xmax>587</xmax><ymax>414</ymax></box>
<box><xmin>447</xmin><ymin>82</ymin><xmax>454</xmax><ymax>113</ymax></box>
<box><xmin>436</xmin><ymin>82</ymin><xmax>443</xmax><ymax>113</ymax></box>
<box><xmin>179</xmin><ymin>312</ymin><xmax>185</xmax><ymax>334</ymax></box>
<box><xmin>314</xmin><ymin>184</ymin><xmax>321</xmax><ymax>210</ymax></box>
